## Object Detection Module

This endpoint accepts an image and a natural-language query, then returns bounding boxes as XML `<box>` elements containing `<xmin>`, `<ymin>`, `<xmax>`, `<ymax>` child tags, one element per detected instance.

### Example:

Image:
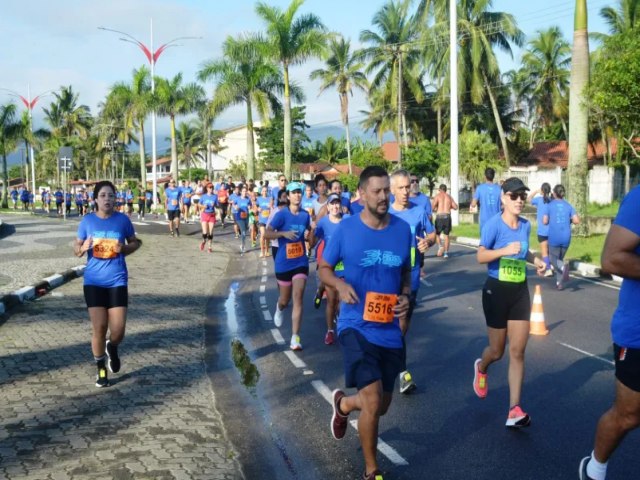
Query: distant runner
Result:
<box><xmin>431</xmin><ymin>184</ymin><xmax>458</xmax><ymax>258</ymax></box>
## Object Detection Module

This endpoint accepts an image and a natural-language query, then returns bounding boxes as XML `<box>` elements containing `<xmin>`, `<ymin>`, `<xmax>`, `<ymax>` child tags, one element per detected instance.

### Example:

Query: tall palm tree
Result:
<box><xmin>198</xmin><ymin>35</ymin><xmax>286</xmax><ymax>179</ymax></box>
<box><xmin>42</xmin><ymin>86</ymin><xmax>92</xmax><ymax>140</ymax></box>
<box><xmin>1</xmin><ymin>103</ymin><xmax>20</xmax><ymax>208</ymax></box>
<box><xmin>359</xmin><ymin>0</ymin><xmax>424</xmax><ymax>160</ymax></box>
<box><xmin>155</xmin><ymin>73</ymin><xmax>205</xmax><ymax>181</ymax></box>
<box><xmin>568</xmin><ymin>0</ymin><xmax>590</xmax><ymax>236</ymax></box>
<box><xmin>256</xmin><ymin>0</ymin><xmax>327</xmax><ymax>178</ymax></box>
<box><xmin>104</xmin><ymin>66</ymin><xmax>152</xmax><ymax>183</ymax></box>
<box><xmin>173</xmin><ymin>121</ymin><xmax>201</xmax><ymax>181</ymax></box>
<box><xmin>519</xmin><ymin>27</ymin><xmax>571</xmax><ymax>142</ymax></box>
<box><xmin>599</xmin><ymin>0</ymin><xmax>640</xmax><ymax>36</ymax></box>
<box><xmin>310</xmin><ymin>37</ymin><xmax>368</xmax><ymax>173</ymax></box>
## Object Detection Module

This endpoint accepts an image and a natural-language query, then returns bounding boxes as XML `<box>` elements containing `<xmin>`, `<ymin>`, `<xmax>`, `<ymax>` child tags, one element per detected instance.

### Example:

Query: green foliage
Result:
<box><xmin>439</xmin><ymin>131</ymin><xmax>504</xmax><ymax>187</ymax></box>
<box><xmin>226</xmin><ymin>158</ymin><xmax>247</xmax><ymax>179</ymax></box>
<box><xmin>351</xmin><ymin>146</ymin><xmax>390</xmax><ymax>170</ymax></box>
<box><xmin>231</xmin><ymin>339</ymin><xmax>260</xmax><ymax>389</ymax></box>
<box><xmin>337</xmin><ymin>173</ymin><xmax>359</xmax><ymax>193</ymax></box>
<box><xmin>402</xmin><ymin>140</ymin><xmax>449</xmax><ymax>193</ymax></box>
<box><xmin>180</xmin><ymin>168</ymin><xmax>208</xmax><ymax>182</ymax></box>
<box><xmin>8</xmin><ymin>165</ymin><xmax>22</xmax><ymax>179</ymax></box>
<box><xmin>255</xmin><ymin>106</ymin><xmax>310</xmax><ymax>169</ymax></box>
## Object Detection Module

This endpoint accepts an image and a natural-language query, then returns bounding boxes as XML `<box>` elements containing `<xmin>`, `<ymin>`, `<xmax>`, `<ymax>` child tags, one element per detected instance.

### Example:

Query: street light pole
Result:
<box><xmin>98</xmin><ymin>21</ymin><xmax>200</xmax><ymax>213</ymax></box>
<box><xmin>449</xmin><ymin>0</ymin><xmax>459</xmax><ymax>226</ymax></box>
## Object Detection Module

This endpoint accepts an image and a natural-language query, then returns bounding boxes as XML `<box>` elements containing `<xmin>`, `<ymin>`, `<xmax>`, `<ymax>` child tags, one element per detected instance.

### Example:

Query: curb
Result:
<box><xmin>0</xmin><ymin>265</ymin><xmax>85</xmax><ymax>317</ymax></box>
<box><xmin>451</xmin><ymin>236</ymin><xmax>621</xmax><ymax>285</ymax></box>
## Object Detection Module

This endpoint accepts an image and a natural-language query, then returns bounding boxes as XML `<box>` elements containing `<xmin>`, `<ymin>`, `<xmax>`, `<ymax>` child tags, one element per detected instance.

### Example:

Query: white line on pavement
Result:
<box><xmin>131</xmin><ymin>221</ymin><xmax>149</xmax><ymax>226</ymax></box>
<box><xmin>303</xmin><ymin>370</ymin><xmax>314</xmax><ymax>375</ymax></box>
<box><xmin>310</xmin><ymin>380</ymin><xmax>409</xmax><ymax>466</ymax></box>
<box><xmin>259</xmin><ymin>285</ymin><xmax>265</xmax><ymax>293</ymax></box>
<box><xmin>261</xmin><ymin>276</ymin><xmax>268</xmax><ymax>283</ymax></box>
<box><xmin>262</xmin><ymin>268</ymin><xmax>268</xmax><ymax>275</ymax></box>
<box><xmin>284</xmin><ymin>350</ymin><xmax>307</xmax><ymax>369</ymax></box>
<box><xmin>260</xmin><ymin>296</ymin><xmax>266</xmax><ymax>305</ymax></box>
<box><xmin>420</xmin><ymin>279</ymin><xmax>433</xmax><ymax>287</ymax></box>
<box><xmin>271</xmin><ymin>329</ymin><xmax>286</xmax><ymax>345</ymax></box>
<box><xmin>557</xmin><ymin>341</ymin><xmax>614</xmax><ymax>366</ymax></box>
<box><xmin>262</xmin><ymin>310</ymin><xmax>273</xmax><ymax>322</ymax></box>
<box><xmin>263</xmin><ymin>261</ymin><xmax>267</xmax><ymax>267</ymax></box>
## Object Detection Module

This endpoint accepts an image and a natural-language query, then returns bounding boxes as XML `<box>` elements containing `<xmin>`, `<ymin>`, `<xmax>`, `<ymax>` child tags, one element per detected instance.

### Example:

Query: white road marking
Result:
<box><xmin>131</xmin><ymin>221</ymin><xmax>149</xmax><ymax>226</ymax></box>
<box><xmin>284</xmin><ymin>350</ymin><xmax>307</xmax><ymax>369</ymax></box>
<box><xmin>420</xmin><ymin>279</ymin><xmax>433</xmax><ymax>287</ymax></box>
<box><xmin>259</xmin><ymin>296</ymin><xmax>266</xmax><ymax>305</ymax></box>
<box><xmin>263</xmin><ymin>261</ymin><xmax>267</xmax><ymax>267</ymax></box>
<box><xmin>261</xmin><ymin>276</ymin><xmax>268</xmax><ymax>283</ymax></box>
<box><xmin>310</xmin><ymin>380</ymin><xmax>410</xmax><ymax>467</ymax></box>
<box><xmin>259</xmin><ymin>285</ymin><xmax>266</xmax><ymax>293</ymax></box>
<box><xmin>303</xmin><ymin>370</ymin><xmax>314</xmax><ymax>375</ymax></box>
<box><xmin>262</xmin><ymin>268</ymin><xmax>268</xmax><ymax>275</ymax></box>
<box><xmin>557</xmin><ymin>341</ymin><xmax>614</xmax><ymax>366</ymax></box>
<box><xmin>271</xmin><ymin>329</ymin><xmax>285</xmax><ymax>345</ymax></box>
<box><xmin>262</xmin><ymin>310</ymin><xmax>273</xmax><ymax>322</ymax></box>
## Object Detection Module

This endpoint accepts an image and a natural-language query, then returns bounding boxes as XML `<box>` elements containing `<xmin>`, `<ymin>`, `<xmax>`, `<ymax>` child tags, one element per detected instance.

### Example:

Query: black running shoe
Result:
<box><xmin>105</xmin><ymin>340</ymin><xmax>121</xmax><ymax>373</ymax></box>
<box><xmin>313</xmin><ymin>290</ymin><xmax>322</xmax><ymax>309</ymax></box>
<box><xmin>96</xmin><ymin>360</ymin><xmax>109</xmax><ymax>388</ymax></box>
<box><xmin>176</xmin><ymin>229</ymin><xmax>180</xmax><ymax>237</ymax></box>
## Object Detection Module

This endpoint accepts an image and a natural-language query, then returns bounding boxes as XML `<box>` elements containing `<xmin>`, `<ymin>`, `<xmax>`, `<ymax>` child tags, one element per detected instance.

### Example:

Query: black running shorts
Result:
<box><xmin>84</xmin><ymin>285</ymin><xmax>128</xmax><ymax>309</ymax></box>
<box><xmin>614</xmin><ymin>344</ymin><xmax>640</xmax><ymax>392</ymax></box>
<box><xmin>435</xmin><ymin>214</ymin><xmax>452</xmax><ymax>235</ymax></box>
<box><xmin>482</xmin><ymin>277</ymin><xmax>531</xmax><ymax>329</ymax></box>
<box><xmin>167</xmin><ymin>209</ymin><xmax>180</xmax><ymax>221</ymax></box>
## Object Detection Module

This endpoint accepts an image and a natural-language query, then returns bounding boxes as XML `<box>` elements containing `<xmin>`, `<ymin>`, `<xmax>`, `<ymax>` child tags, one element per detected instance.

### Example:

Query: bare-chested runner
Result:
<box><xmin>431</xmin><ymin>184</ymin><xmax>458</xmax><ymax>258</ymax></box>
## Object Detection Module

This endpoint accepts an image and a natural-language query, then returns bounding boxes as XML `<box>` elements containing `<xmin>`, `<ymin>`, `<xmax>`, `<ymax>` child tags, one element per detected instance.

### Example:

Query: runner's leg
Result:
<box><xmin>291</xmin><ymin>276</ymin><xmax>306</xmax><ymax>337</ymax></box>
<box><xmin>506</xmin><ymin>319</ymin><xmax>529</xmax><ymax>407</ymax></box>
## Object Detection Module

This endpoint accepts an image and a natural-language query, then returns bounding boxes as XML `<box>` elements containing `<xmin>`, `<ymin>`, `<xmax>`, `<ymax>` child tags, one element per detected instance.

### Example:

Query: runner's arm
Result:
<box><xmin>117</xmin><ymin>236</ymin><xmax>142</xmax><ymax>256</ymax></box>
<box><xmin>601</xmin><ymin>225</ymin><xmax>640</xmax><ymax>279</ymax></box>
<box><xmin>318</xmin><ymin>259</ymin><xmax>358</xmax><ymax>304</ymax></box>
<box><xmin>450</xmin><ymin>194</ymin><xmax>458</xmax><ymax>210</ymax></box>
<box><xmin>477</xmin><ymin>244</ymin><xmax>519</xmax><ymax>264</ymax></box>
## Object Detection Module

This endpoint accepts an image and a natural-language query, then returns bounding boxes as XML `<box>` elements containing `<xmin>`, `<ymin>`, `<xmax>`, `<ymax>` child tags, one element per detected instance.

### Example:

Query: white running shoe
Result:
<box><xmin>274</xmin><ymin>303</ymin><xmax>284</xmax><ymax>327</ymax></box>
<box><xmin>290</xmin><ymin>334</ymin><xmax>302</xmax><ymax>351</ymax></box>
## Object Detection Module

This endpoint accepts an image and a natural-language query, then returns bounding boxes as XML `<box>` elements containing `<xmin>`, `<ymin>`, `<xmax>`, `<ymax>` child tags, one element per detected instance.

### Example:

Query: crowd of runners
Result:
<box><xmin>69</xmin><ymin>165</ymin><xmax>639</xmax><ymax>480</ymax></box>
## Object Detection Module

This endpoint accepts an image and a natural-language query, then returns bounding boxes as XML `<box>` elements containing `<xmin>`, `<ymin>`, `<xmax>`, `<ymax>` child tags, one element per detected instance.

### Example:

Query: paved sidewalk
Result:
<box><xmin>0</xmin><ymin>228</ymin><xmax>244</xmax><ymax>479</ymax></box>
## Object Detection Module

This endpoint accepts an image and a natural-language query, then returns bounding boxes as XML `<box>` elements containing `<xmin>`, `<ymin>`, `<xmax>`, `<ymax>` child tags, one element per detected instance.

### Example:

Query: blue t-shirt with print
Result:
<box><xmin>182</xmin><ymin>186</ymin><xmax>193</xmax><ymax>204</ymax></box>
<box><xmin>165</xmin><ymin>187</ymin><xmax>181</xmax><ymax>211</ymax></box>
<box><xmin>200</xmin><ymin>193</ymin><xmax>218</xmax><ymax>213</ymax></box>
<box><xmin>270</xmin><ymin>208</ymin><xmax>311</xmax><ymax>273</ymax></box>
<box><xmin>474</xmin><ymin>183</ymin><xmax>502</xmax><ymax>230</ymax></box>
<box><xmin>389</xmin><ymin>202</ymin><xmax>435</xmax><ymax>291</ymax></box>
<box><xmin>480</xmin><ymin>213</ymin><xmax>531</xmax><ymax>280</ymax></box>
<box><xmin>271</xmin><ymin>186</ymin><xmax>281</xmax><ymax>203</ymax></box>
<box><xmin>547</xmin><ymin>199</ymin><xmax>576</xmax><ymax>247</ymax></box>
<box><xmin>10</xmin><ymin>190</ymin><xmax>18</xmax><ymax>200</ymax></box>
<box><xmin>77</xmin><ymin>212</ymin><xmax>135</xmax><ymax>288</ymax></box>
<box><xmin>322</xmin><ymin>214</ymin><xmax>411</xmax><ymax>348</ymax></box>
<box><xmin>531</xmin><ymin>196</ymin><xmax>550</xmax><ymax>236</ymax></box>
<box><xmin>256</xmin><ymin>196</ymin><xmax>272</xmax><ymax>223</ymax></box>
<box><xmin>611</xmin><ymin>186</ymin><xmax>640</xmax><ymax>347</ymax></box>
<box><xmin>234</xmin><ymin>196</ymin><xmax>252</xmax><ymax>221</ymax></box>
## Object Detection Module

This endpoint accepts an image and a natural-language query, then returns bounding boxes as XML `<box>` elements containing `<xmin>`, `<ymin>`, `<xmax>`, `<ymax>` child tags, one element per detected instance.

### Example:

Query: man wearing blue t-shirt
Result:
<box><xmin>164</xmin><ymin>179</ymin><xmax>182</xmax><ymax>237</ymax></box>
<box><xmin>579</xmin><ymin>185</ymin><xmax>640</xmax><ymax>480</ymax></box>
<box><xmin>320</xmin><ymin>166</ymin><xmax>412</xmax><ymax>480</ymax></box>
<box><xmin>471</xmin><ymin>167</ymin><xmax>502</xmax><ymax>231</ymax></box>
<box><xmin>271</xmin><ymin>175</ymin><xmax>287</xmax><ymax>203</ymax></box>
<box><xmin>389</xmin><ymin>169</ymin><xmax>435</xmax><ymax>394</ymax></box>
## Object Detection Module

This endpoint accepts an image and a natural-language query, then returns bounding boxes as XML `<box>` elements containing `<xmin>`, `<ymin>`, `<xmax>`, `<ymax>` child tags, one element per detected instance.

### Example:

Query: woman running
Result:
<box><xmin>473</xmin><ymin>177</ymin><xmax>546</xmax><ymax>427</ymax></box>
<box><xmin>528</xmin><ymin>183</ymin><xmax>552</xmax><ymax>276</ymax></box>
<box><xmin>309</xmin><ymin>193</ymin><xmax>348</xmax><ymax>345</ymax></box>
<box><xmin>267</xmin><ymin>190</ymin><xmax>290</xmax><ymax>261</ymax></box>
<box><xmin>73</xmin><ymin>180</ymin><xmax>141</xmax><ymax>387</ymax></box>
<box><xmin>233</xmin><ymin>184</ymin><xmax>252</xmax><ymax>255</ymax></box>
<box><xmin>543</xmin><ymin>184</ymin><xmax>580</xmax><ymax>290</ymax></box>
<box><xmin>256</xmin><ymin>186</ymin><xmax>273</xmax><ymax>257</ymax></box>
<box><xmin>199</xmin><ymin>182</ymin><xmax>218</xmax><ymax>253</ymax></box>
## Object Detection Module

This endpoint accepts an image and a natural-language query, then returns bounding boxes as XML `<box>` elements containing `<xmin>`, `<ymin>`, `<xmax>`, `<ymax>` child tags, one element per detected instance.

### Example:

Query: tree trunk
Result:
<box><xmin>283</xmin><ymin>65</ymin><xmax>292</xmax><ymax>179</ymax></box>
<box><xmin>567</xmin><ymin>0</ymin><xmax>589</xmax><ymax>236</ymax></box>
<box><xmin>246</xmin><ymin>99</ymin><xmax>255</xmax><ymax>180</ymax></box>
<box><xmin>206</xmin><ymin>127</ymin><xmax>212</xmax><ymax>177</ymax></box>
<box><xmin>437</xmin><ymin>104</ymin><xmax>442</xmax><ymax>144</ymax></box>
<box><xmin>397</xmin><ymin>54</ymin><xmax>403</xmax><ymax>166</ymax></box>
<box><xmin>624</xmin><ymin>161</ymin><xmax>630</xmax><ymax>195</ymax></box>
<box><xmin>170</xmin><ymin>115</ymin><xmax>179</xmax><ymax>182</ymax></box>
<box><xmin>1</xmin><ymin>153</ymin><xmax>8</xmax><ymax>208</ymax></box>
<box><xmin>484</xmin><ymin>73</ymin><xmax>510</xmax><ymax>166</ymax></box>
<box><xmin>139</xmin><ymin>123</ymin><xmax>146</xmax><ymax>186</ymax></box>
<box><xmin>341</xmin><ymin>93</ymin><xmax>352</xmax><ymax>174</ymax></box>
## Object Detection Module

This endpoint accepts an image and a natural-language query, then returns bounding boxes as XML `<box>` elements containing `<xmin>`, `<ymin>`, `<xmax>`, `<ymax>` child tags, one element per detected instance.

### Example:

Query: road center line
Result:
<box><xmin>310</xmin><ymin>380</ymin><xmax>409</xmax><ymax>466</ymax></box>
<box><xmin>259</xmin><ymin>285</ymin><xmax>265</xmax><ymax>293</ymax></box>
<box><xmin>284</xmin><ymin>351</ymin><xmax>307</xmax><ymax>369</ymax></box>
<box><xmin>261</xmin><ymin>276</ymin><xmax>268</xmax><ymax>283</ymax></box>
<box><xmin>557</xmin><ymin>341</ymin><xmax>614</xmax><ymax>366</ymax></box>
<box><xmin>262</xmin><ymin>268</ymin><xmax>268</xmax><ymax>276</ymax></box>
<box><xmin>259</xmin><ymin>296</ymin><xmax>266</xmax><ymax>305</ymax></box>
<box><xmin>262</xmin><ymin>310</ymin><xmax>273</xmax><ymax>322</ymax></box>
<box><xmin>271</xmin><ymin>329</ymin><xmax>286</xmax><ymax>345</ymax></box>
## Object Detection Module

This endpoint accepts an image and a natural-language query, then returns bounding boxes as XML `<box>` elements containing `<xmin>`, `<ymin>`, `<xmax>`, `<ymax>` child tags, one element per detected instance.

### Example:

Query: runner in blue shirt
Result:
<box><xmin>198</xmin><ymin>183</ymin><xmax>219</xmax><ymax>253</ymax></box>
<box><xmin>65</xmin><ymin>192</ymin><xmax>72</xmax><ymax>216</ymax></box>
<box><xmin>233</xmin><ymin>185</ymin><xmax>253</xmax><ymax>255</ymax></box>
<box><xmin>54</xmin><ymin>188</ymin><xmax>64</xmax><ymax>216</ymax></box>
<box><xmin>74</xmin><ymin>180</ymin><xmax>141</xmax><ymax>388</ymax></box>
<box><xmin>41</xmin><ymin>189</ymin><xmax>51</xmax><ymax>213</ymax></box>
<box><xmin>20</xmin><ymin>188</ymin><xmax>29</xmax><ymax>210</ymax></box>
<box><xmin>309</xmin><ymin>193</ymin><xmax>350</xmax><ymax>346</ymax></box>
<box><xmin>181</xmin><ymin>181</ymin><xmax>194</xmax><ymax>224</ymax></box>
<box><xmin>164</xmin><ymin>179</ymin><xmax>182</xmax><ymax>237</ymax></box>
<box><xmin>473</xmin><ymin>177</ymin><xmax>546</xmax><ymax>429</ymax></box>
<box><xmin>319</xmin><ymin>166</ymin><xmax>412</xmax><ymax>480</ymax></box>
<box><xmin>264</xmin><ymin>181</ymin><xmax>311</xmax><ymax>351</ymax></box>
<box><xmin>76</xmin><ymin>191</ymin><xmax>85</xmax><ymax>216</ymax></box>
<box><xmin>389</xmin><ymin>169</ymin><xmax>436</xmax><ymax>394</ymax></box>
<box><xmin>471</xmin><ymin>167</ymin><xmax>502</xmax><ymax>232</ymax></box>
<box><xmin>124</xmin><ymin>189</ymin><xmax>134</xmax><ymax>217</ymax></box>
<box><xmin>271</xmin><ymin>175</ymin><xmax>287</xmax><ymax>203</ymax></box>
<box><xmin>409</xmin><ymin>173</ymin><xmax>433</xmax><ymax>277</ymax></box>
<box><xmin>10</xmin><ymin>187</ymin><xmax>18</xmax><ymax>209</ymax></box>
<box><xmin>579</xmin><ymin>185</ymin><xmax>640</xmax><ymax>480</ymax></box>
<box><xmin>256</xmin><ymin>186</ymin><xmax>273</xmax><ymax>258</ymax></box>
<box><xmin>528</xmin><ymin>183</ymin><xmax>552</xmax><ymax>275</ymax></box>
<box><xmin>543</xmin><ymin>184</ymin><xmax>580</xmax><ymax>290</ymax></box>
<box><xmin>229</xmin><ymin>184</ymin><xmax>241</xmax><ymax>239</ymax></box>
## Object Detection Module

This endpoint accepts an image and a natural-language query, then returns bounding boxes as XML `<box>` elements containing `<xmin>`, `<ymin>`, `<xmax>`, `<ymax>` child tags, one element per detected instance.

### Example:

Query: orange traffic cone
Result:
<box><xmin>530</xmin><ymin>285</ymin><xmax>549</xmax><ymax>335</ymax></box>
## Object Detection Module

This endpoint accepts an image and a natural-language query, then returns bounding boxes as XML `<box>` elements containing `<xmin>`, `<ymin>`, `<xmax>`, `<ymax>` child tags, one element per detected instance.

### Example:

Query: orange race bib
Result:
<box><xmin>92</xmin><ymin>239</ymin><xmax>119</xmax><ymax>259</ymax></box>
<box><xmin>240</xmin><ymin>211</ymin><xmax>248</xmax><ymax>219</ymax></box>
<box><xmin>286</xmin><ymin>242</ymin><xmax>304</xmax><ymax>259</ymax></box>
<box><xmin>363</xmin><ymin>292</ymin><xmax>397</xmax><ymax>323</ymax></box>
<box><xmin>261</xmin><ymin>210</ymin><xmax>269</xmax><ymax>218</ymax></box>
<box><xmin>171</xmin><ymin>199</ymin><xmax>178</xmax><ymax>206</ymax></box>
<box><xmin>306</xmin><ymin>208</ymin><xmax>314</xmax><ymax>216</ymax></box>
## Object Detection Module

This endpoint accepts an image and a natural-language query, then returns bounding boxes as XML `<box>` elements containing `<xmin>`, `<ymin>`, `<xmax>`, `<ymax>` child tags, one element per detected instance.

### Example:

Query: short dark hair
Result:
<box><xmin>93</xmin><ymin>180</ymin><xmax>116</xmax><ymax>199</ymax></box>
<box><xmin>439</xmin><ymin>184</ymin><xmax>448</xmax><ymax>192</ymax></box>
<box><xmin>485</xmin><ymin>168</ymin><xmax>495</xmax><ymax>181</ymax></box>
<box><xmin>553</xmin><ymin>184</ymin><xmax>566</xmax><ymax>199</ymax></box>
<box><xmin>359</xmin><ymin>166</ymin><xmax>388</xmax><ymax>190</ymax></box>
<box><xmin>314</xmin><ymin>174</ymin><xmax>327</xmax><ymax>187</ymax></box>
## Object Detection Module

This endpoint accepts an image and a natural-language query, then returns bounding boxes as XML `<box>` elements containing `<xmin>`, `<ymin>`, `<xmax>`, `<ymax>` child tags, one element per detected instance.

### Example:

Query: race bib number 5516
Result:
<box><xmin>363</xmin><ymin>292</ymin><xmax>397</xmax><ymax>323</ymax></box>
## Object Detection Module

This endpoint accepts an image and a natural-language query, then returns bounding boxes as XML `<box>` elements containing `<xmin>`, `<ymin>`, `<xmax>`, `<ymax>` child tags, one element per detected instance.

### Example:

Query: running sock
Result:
<box><xmin>208</xmin><ymin>234</ymin><xmax>213</xmax><ymax>240</ymax></box>
<box><xmin>543</xmin><ymin>256</ymin><xmax>550</xmax><ymax>269</ymax></box>
<box><xmin>94</xmin><ymin>355</ymin><xmax>107</xmax><ymax>363</ymax></box>
<box><xmin>587</xmin><ymin>451</ymin><xmax>607</xmax><ymax>480</ymax></box>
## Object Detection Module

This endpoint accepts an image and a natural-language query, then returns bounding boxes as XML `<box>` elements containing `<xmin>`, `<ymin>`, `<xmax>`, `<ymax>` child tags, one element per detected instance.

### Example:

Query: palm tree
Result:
<box><xmin>519</xmin><ymin>27</ymin><xmax>571</xmax><ymax>142</ymax></box>
<box><xmin>568</xmin><ymin>0</ymin><xmax>590</xmax><ymax>236</ymax></box>
<box><xmin>173</xmin><ymin>121</ymin><xmax>201</xmax><ymax>181</ymax></box>
<box><xmin>154</xmin><ymin>73</ymin><xmax>205</xmax><ymax>181</ymax></box>
<box><xmin>598</xmin><ymin>0</ymin><xmax>640</xmax><ymax>36</ymax></box>
<box><xmin>359</xmin><ymin>0</ymin><xmax>424</xmax><ymax>160</ymax></box>
<box><xmin>310</xmin><ymin>37</ymin><xmax>368</xmax><ymax>173</ymax></box>
<box><xmin>1</xmin><ymin>103</ymin><xmax>20</xmax><ymax>208</ymax></box>
<box><xmin>104</xmin><ymin>66</ymin><xmax>152</xmax><ymax>184</ymax></box>
<box><xmin>43</xmin><ymin>86</ymin><xmax>92</xmax><ymax>140</ymax></box>
<box><xmin>198</xmin><ymin>35</ymin><xmax>285</xmax><ymax>179</ymax></box>
<box><xmin>256</xmin><ymin>0</ymin><xmax>327</xmax><ymax>178</ymax></box>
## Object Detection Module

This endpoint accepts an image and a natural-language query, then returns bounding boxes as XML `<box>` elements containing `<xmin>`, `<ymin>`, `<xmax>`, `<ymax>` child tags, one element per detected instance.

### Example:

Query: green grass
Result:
<box><xmin>587</xmin><ymin>201</ymin><xmax>620</xmax><ymax>218</ymax></box>
<box><xmin>452</xmin><ymin>222</ymin><xmax>605</xmax><ymax>266</ymax></box>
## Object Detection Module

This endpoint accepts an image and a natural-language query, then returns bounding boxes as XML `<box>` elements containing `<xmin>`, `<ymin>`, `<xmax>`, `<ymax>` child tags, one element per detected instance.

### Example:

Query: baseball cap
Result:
<box><xmin>501</xmin><ymin>177</ymin><xmax>529</xmax><ymax>193</ymax></box>
<box><xmin>327</xmin><ymin>193</ymin><xmax>341</xmax><ymax>203</ymax></box>
<box><xmin>286</xmin><ymin>182</ymin><xmax>305</xmax><ymax>192</ymax></box>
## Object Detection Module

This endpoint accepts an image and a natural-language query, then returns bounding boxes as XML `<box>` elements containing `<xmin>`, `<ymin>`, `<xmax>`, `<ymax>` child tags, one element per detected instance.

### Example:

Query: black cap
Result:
<box><xmin>501</xmin><ymin>177</ymin><xmax>529</xmax><ymax>193</ymax></box>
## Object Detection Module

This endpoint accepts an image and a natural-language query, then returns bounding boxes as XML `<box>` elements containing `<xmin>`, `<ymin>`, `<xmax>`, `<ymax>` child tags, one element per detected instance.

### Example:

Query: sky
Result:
<box><xmin>0</xmin><ymin>0</ymin><xmax>613</xmax><ymax>143</ymax></box>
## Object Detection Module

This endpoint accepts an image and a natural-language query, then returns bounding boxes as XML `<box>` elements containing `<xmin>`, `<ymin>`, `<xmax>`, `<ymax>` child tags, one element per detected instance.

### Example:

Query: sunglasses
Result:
<box><xmin>410</xmin><ymin>179</ymin><xmax>418</xmax><ymax>184</ymax></box>
<box><xmin>507</xmin><ymin>192</ymin><xmax>527</xmax><ymax>201</ymax></box>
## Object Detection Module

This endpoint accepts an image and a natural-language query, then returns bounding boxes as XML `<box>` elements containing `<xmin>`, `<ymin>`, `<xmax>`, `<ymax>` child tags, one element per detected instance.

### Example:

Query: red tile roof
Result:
<box><xmin>145</xmin><ymin>157</ymin><xmax>172</xmax><ymax>167</ymax></box>
<box><xmin>296</xmin><ymin>162</ymin><xmax>363</xmax><ymax>179</ymax></box>
<box><xmin>518</xmin><ymin>138</ymin><xmax>635</xmax><ymax>169</ymax></box>
<box><xmin>382</xmin><ymin>141</ymin><xmax>400</xmax><ymax>163</ymax></box>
